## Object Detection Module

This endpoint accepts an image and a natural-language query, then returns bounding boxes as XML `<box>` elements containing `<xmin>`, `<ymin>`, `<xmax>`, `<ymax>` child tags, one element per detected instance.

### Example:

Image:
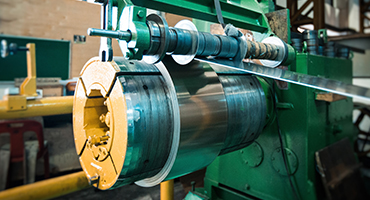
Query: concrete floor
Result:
<box><xmin>53</xmin><ymin>180</ymin><xmax>187</xmax><ymax>200</ymax></box>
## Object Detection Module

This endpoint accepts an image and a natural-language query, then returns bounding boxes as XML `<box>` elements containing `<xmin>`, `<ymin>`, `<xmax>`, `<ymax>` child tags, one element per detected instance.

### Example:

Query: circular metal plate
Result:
<box><xmin>171</xmin><ymin>20</ymin><xmax>198</xmax><ymax>65</ymax></box>
<box><xmin>135</xmin><ymin>61</ymin><xmax>180</xmax><ymax>187</ymax></box>
<box><xmin>74</xmin><ymin>57</ymin><xmax>127</xmax><ymax>190</ymax></box>
<box><xmin>143</xmin><ymin>14</ymin><xmax>170</xmax><ymax>64</ymax></box>
<box><xmin>240</xmin><ymin>142</ymin><xmax>264</xmax><ymax>168</ymax></box>
<box><xmin>271</xmin><ymin>147</ymin><xmax>298</xmax><ymax>176</ymax></box>
<box><xmin>260</xmin><ymin>37</ymin><xmax>286</xmax><ymax>68</ymax></box>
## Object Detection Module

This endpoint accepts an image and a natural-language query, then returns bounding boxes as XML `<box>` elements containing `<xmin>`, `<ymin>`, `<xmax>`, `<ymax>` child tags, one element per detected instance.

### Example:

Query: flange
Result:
<box><xmin>74</xmin><ymin>57</ymin><xmax>178</xmax><ymax>190</ymax></box>
<box><xmin>74</xmin><ymin>57</ymin><xmax>127</xmax><ymax>190</ymax></box>
<box><xmin>171</xmin><ymin>20</ymin><xmax>199</xmax><ymax>65</ymax></box>
<box><xmin>143</xmin><ymin>14</ymin><xmax>170</xmax><ymax>64</ymax></box>
<box><xmin>259</xmin><ymin>37</ymin><xmax>288</xmax><ymax>68</ymax></box>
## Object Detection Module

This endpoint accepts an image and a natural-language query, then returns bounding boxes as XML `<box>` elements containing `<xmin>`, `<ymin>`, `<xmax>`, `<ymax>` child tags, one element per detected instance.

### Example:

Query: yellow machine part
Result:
<box><xmin>73</xmin><ymin>57</ymin><xmax>128</xmax><ymax>190</ymax></box>
<box><xmin>73</xmin><ymin>56</ymin><xmax>266</xmax><ymax>190</ymax></box>
<box><xmin>0</xmin><ymin>96</ymin><xmax>73</xmax><ymax>120</ymax></box>
<box><xmin>0</xmin><ymin>171</ymin><xmax>89</xmax><ymax>200</ymax></box>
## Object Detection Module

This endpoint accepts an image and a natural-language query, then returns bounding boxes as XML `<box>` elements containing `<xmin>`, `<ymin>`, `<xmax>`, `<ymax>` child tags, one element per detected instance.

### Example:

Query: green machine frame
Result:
<box><xmin>203</xmin><ymin>54</ymin><xmax>355</xmax><ymax>200</ymax></box>
<box><xmin>96</xmin><ymin>0</ymin><xmax>358</xmax><ymax>199</ymax></box>
<box><xmin>127</xmin><ymin>0</ymin><xmax>273</xmax><ymax>33</ymax></box>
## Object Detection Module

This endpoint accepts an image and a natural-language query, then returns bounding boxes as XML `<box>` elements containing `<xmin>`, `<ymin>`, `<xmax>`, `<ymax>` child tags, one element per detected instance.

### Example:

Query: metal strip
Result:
<box><xmin>196</xmin><ymin>58</ymin><xmax>370</xmax><ymax>102</ymax></box>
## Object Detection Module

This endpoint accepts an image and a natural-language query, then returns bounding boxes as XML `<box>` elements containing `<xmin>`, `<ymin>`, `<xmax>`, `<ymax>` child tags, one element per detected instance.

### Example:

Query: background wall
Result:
<box><xmin>0</xmin><ymin>0</ymin><xmax>121</xmax><ymax>78</ymax></box>
<box><xmin>1</xmin><ymin>0</ymin><xmax>369</xmax><ymax>128</ymax></box>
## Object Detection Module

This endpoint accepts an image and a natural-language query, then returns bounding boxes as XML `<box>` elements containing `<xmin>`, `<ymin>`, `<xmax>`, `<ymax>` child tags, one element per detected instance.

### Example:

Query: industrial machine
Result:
<box><xmin>70</xmin><ymin>0</ymin><xmax>369</xmax><ymax>199</ymax></box>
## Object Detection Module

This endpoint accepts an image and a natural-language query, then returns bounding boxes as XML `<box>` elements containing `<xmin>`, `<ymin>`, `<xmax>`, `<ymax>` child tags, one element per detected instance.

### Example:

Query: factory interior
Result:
<box><xmin>1</xmin><ymin>0</ymin><xmax>370</xmax><ymax>199</ymax></box>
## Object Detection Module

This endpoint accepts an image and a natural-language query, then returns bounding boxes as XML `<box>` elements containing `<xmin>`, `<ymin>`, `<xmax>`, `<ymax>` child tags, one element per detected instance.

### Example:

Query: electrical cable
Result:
<box><xmin>361</xmin><ymin>132</ymin><xmax>369</xmax><ymax>153</ymax></box>
<box><xmin>214</xmin><ymin>0</ymin><xmax>226</xmax><ymax>28</ymax></box>
<box><xmin>271</xmin><ymin>81</ymin><xmax>301</xmax><ymax>200</ymax></box>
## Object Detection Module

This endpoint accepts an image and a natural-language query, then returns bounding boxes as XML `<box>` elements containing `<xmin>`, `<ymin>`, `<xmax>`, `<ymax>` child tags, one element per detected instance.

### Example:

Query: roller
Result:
<box><xmin>73</xmin><ymin>56</ymin><xmax>266</xmax><ymax>189</ymax></box>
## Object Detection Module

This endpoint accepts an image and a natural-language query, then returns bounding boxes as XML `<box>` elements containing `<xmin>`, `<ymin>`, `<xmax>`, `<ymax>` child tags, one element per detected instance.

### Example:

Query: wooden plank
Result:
<box><xmin>165</xmin><ymin>13</ymin><xmax>192</xmax><ymax>27</ymax></box>
<box><xmin>265</xmin><ymin>9</ymin><xmax>289</xmax><ymax>43</ymax></box>
<box><xmin>315</xmin><ymin>139</ymin><xmax>369</xmax><ymax>200</ymax></box>
<box><xmin>316</xmin><ymin>93</ymin><xmax>347</xmax><ymax>102</ymax></box>
<box><xmin>0</xmin><ymin>0</ymin><xmax>121</xmax><ymax>78</ymax></box>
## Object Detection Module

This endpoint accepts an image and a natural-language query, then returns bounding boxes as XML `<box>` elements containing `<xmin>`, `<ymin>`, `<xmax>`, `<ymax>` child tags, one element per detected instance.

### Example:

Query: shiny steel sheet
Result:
<box><xmin>162</xmin><ymin>56</ymin><xmax>228</xmax><ymax>180</ymax></box>
<box><xmin>197</xmin><ymin>58</ymin><xmax>370</xmax><ymax>101</ymax></box>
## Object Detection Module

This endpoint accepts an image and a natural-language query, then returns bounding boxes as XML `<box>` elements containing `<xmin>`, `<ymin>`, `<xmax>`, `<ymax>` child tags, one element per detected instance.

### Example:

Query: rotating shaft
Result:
<box><xmin>88</xmin><ymin>27</ymin><xmax>281</xmax><ymax>61</ymax></box>
<box><xmin>88</xmin><ymin>14</ymin><xmax>291</xmax><ymax>65</ymax></box>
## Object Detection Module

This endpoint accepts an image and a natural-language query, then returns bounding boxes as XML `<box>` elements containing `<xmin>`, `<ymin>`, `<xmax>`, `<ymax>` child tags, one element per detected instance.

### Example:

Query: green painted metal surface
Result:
<box><xmin>124</xmin><ymin>0</ymin><xmax>272</xmax><ymax>34</ymax></box>
<box><xmin>0</xmin><ymin>35</ymin><xmax>70</xmax><ymax>81</ymax></box>
<box><xmin>203</xmin><ymin>54</ymin><xmax>356</xmax><ymax>200</ymax></box>
<box><xmin>114</xmin><ymin>0</ymin><xmax>273</xmax><ymax>60</ymax></box>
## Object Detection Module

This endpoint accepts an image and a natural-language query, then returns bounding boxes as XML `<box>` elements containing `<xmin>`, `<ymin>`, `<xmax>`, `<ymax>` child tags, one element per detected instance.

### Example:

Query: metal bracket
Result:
<box><xmin>20</xmin><ymin>43</ymin><xmax>38</xmax><ymax>97</ymax></box>
<box><xmin>1</xmin><ymin>42</ymin><xmax>38</xmax><ymax>111</ymax></box>
<box><xmin>318</xmin><ymin>29</ymin><xmax>328</xmax><ymax>44</ymax></box>
<box><xmin>99</xmin><ymin>0</ymin><xmax>113</xmax><ymax>62</ymax></box>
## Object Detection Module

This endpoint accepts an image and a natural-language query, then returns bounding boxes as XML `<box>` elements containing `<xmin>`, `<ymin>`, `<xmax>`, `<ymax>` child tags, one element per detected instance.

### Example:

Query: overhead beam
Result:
<box><xmin>291</xmin><ymin>0</ymin><xmax>313</xmax><ymax>22</ymax></box>
<box><xmin>292</xmin><ymin>18</ymin><xmax>313</xmax><ymax>26</ymax></box>
<box><xmin>313</xmin><ymin>0</ymin><xmax>325</xmax><ymax>30</ymax></box>
<box><xmin>287</xmin><ymin>0</ymin><xmax>297</xmax><ymax>18</ymax></box>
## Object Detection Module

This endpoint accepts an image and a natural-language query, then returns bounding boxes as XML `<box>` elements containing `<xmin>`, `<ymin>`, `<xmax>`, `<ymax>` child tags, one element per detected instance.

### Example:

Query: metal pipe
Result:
<box><xmin>0</xmin><ymin>96</ymin><xmax>73</xmax><ymax>119</ymax></box>
<box><xmin>160</xmin><ymin>179</ymin><xmax>174</xmax><ymax>200</ymax></box>
<box><xmin>88</xmin><ymin>28</ymin><xmax>131</xmax><ymax>41</ymax></box>
<box><xmin>0</xmin><ymin>171</ymin><xmax>90</xmax><ymax>200</ymax></box>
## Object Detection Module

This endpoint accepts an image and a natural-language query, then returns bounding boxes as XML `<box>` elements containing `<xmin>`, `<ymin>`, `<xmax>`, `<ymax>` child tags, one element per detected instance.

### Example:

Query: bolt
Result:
<box><xmin>277</xmin><ymin>149</ymin><xmax>280</xmax><ymax>153</ymax></box>
<box><xmin>137</xmin><ymin>10</ymin><xmax>145</xmax><ymax>18</ymax></box>
<box><xmin>240</xmin><ymin>150</ymin><xmax>244</xmax><ymax>154</ymax></box>
<box><xmin>288</xmin><ymin>152</ymin><xmax>292</xmax><ymax>156</ymax></box>
<box><xmin>245</xmin><ymin>161</ymin><xmax>248</xmax><ymax>164</ymax></box>
<box><xmin>245</xmin><ymin>184</ymin><xmax>250</xmax><ymax>190</ymax></box>
<box><xmin>103</xmin><ymin>100</ymin><xmax>107</xmax><ymax>106</ymax></box>
<box><xmin>100</xmin><ymin>135</ymin><xmax>109</xmax><ymax>142</ymax></box>
<box><xmin>271</xmin><ymin>157</ymin><xmax>275</xmax><ymax>161</ymax></box>
<box><xmin>134</xmin><ymin>110</ymin><xmax>141</xmax><ymax>122</ymax></box>
<box><xmin>89</xmin><ymin>175</ymin><xmax>99</xmax><ymax>185</ymax></box>
<box><xmin>99</xmin><ymin>114</ymin><xmax>106</xmax><ymax>123</ymax></box>
<box><xmin>276</xmin><ymin>169</ymin><xmax>280</xmax><ymax>172</ymax></box>
<box><xmin>88</xmin><ymin>135</ymin><xmax>109</xmax><ymax>147</ymax></box>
